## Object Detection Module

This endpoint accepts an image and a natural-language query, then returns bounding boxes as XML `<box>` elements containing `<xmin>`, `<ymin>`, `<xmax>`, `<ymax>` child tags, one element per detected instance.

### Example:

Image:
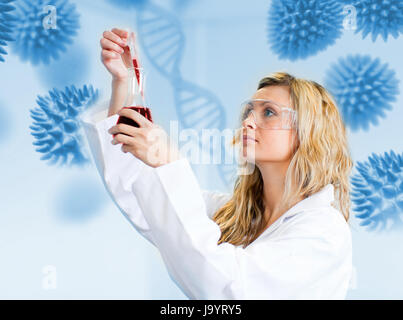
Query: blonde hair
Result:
<box><xmin>212</xmin><ymin>71</ymin><xmax>353</xmax><ymax>248</ymax></box>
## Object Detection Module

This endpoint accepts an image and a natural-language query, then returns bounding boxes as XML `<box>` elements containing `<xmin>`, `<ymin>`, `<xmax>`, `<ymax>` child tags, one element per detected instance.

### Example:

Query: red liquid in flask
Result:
<box><xmin>132</xmin><ymin>57</ymin><xmax>141</xmax><ymax>86</ymax></box>
<box><xmin>113</xmin><ymin>56</ymin><xmax>152</xmax><ymax>139</ymax></box>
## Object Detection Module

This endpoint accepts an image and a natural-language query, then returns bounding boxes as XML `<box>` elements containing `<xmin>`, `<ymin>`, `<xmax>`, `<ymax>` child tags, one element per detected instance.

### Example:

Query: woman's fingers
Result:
<box><xmin>101</xmin><ymin>49</ymin><xmax>119</xmax><ymax>60</ymax></box>
<box><xmin>100</xmin><ymin>37</ymin><xmax>124</xmax><ymax>54</ymax></box>
<box><xmin>111</xmin><ymin>28</ymin><xmax>129</xmax><ymax>40</ymax></box>
<box><xmin>108</xmin><ymin>123</ymin><xmax>141</xmax><ymax>138</ymax></box>
<box><xmin>103</xmin><ymin>30</ymin><xmax>126</xmax><ymax>47</ymax></box>
<box><xmin>111</xmin><ymin>133</ymin><xmax>134</xmax><ymax>145</ymax></box>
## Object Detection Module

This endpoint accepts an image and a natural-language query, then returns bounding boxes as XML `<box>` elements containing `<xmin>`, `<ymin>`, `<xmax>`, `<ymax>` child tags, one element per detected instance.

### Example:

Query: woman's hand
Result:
<box><xmin>107</xmin><ymin>108</ymin><xmax>181</xmax><ymax>168</ymax></box>
<box><xmin>100</xmin><ymin>28</ymin><xmax>133</xmax><ymax>81</ymax></box>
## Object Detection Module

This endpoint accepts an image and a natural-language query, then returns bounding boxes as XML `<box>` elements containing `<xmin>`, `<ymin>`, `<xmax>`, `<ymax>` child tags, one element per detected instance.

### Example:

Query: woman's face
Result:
<box><xmin>241</xmin><ymin>85</ymin><xmax>298</xmax><ymax>166</ymax></box>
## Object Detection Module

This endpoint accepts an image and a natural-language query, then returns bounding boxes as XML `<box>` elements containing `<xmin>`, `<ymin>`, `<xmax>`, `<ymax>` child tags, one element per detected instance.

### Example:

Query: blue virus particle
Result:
<box><xmin>324</xmin><ymin>54</ymin><xmax>399</xmax><ymax>131</ymax></box>
<box><xmin>11</xmin><ymin>0</ymin><xmax>80</xmax><ymax>65</ymax></box>
<box><xmin>267</xmin><ymin>0</ymin><xmax>344</xmax><ymax>61</ymax></box>
<box><xmin>0</xmin><ymin>0</ymin><xmax>16</xmax><ymax>62</ymax></box>
<box><xmin>351</xmin><ymin>150</ymin><xmax>403</xmax><ymax>232</ymax></box>
<box><xmin>338</xmin><ymin>0</ymin><xmax>403</xmax><ymax>41</ymax></box>
<box><xmin>30</xmin><ymin>85</ymin><xmax>99</xmax><ymax>167</ymax></box>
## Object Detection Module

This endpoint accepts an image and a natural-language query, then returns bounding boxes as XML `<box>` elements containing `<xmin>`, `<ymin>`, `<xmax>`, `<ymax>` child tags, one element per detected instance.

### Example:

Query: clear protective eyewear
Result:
<box><xmin>240</xmin><ymin>99</ymin><xmax>297</xmax><ymax>130</ymax></box>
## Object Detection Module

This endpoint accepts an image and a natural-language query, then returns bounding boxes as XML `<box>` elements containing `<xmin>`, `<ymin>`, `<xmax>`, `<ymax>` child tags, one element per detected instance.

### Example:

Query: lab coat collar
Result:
<box><xmin>261</xmin><ymin>183</ymin><xmax>335</xmax><ymax>238</ymax></box>
<box><xmin>289</xmin><ymin>183</ymin><xmax>335</xmax><ymax>215</ymax></box>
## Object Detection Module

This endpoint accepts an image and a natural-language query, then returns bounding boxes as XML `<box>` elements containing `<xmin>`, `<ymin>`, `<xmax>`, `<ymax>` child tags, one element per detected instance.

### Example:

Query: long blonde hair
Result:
<box><xmin>212</xmin><ymin>71</ymin><xmax>353</xmax><ymax>248</ymax></box>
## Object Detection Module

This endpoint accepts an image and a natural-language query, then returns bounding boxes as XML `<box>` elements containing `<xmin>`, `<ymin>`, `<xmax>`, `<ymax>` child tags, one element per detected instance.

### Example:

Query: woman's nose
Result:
<box><xmin>242</xmin><ymin>112</ymin><xmax>257</xmax><ymax>129</ymax></box>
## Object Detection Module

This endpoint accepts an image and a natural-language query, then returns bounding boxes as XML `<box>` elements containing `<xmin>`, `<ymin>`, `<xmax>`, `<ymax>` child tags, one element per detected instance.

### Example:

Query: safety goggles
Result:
<box><xmin>240</xmin><ymin>99</ymin><xmax>297</xmax><ymax>130</ymax></box>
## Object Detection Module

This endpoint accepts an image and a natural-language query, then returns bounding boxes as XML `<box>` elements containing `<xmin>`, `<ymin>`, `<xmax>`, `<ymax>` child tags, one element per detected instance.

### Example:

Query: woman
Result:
<box><xmin>80</xmin><ymin>28</ymin><xmax>353</xmax><ymax>299</ymax></box>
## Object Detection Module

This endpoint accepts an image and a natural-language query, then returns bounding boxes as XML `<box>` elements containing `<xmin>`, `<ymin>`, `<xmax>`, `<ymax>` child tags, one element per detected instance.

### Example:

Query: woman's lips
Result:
<box><xmin>243</xmin><ymin>135</ymin><xmax>258</xmax><ymax>143</ymax></box>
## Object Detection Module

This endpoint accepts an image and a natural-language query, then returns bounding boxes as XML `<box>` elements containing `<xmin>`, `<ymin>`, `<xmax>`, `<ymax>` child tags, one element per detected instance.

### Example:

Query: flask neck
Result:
<box><xmin>124</xmin><ymin>67</ymin><xmax>146</xmax><ymax>107</ymax></box>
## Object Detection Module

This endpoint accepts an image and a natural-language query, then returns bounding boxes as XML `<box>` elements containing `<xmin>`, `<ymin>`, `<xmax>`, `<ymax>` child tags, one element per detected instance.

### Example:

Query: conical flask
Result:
<box><xmin>116</xmin><ymin>30</ymin><xmax>153</xmax><ymax>129</ymax></box>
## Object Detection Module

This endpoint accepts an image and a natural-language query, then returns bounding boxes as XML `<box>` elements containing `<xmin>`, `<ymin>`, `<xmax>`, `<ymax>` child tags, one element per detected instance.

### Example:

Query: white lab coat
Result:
<box><xmin>79</xmin><ymin>100</ymin><xmax>353</xmax><ymax>300</ymax></box>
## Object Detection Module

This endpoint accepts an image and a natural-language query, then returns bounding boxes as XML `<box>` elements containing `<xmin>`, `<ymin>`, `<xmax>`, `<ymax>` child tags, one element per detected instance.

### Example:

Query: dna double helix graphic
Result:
<box><xmin>134</xmin><ymin>2</ymin><xmax>239</xmax><ymax>189</ymax></box>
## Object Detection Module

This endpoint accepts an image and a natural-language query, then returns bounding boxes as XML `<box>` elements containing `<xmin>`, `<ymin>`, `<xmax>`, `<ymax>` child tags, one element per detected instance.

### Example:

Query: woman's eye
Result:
<box><xmin>242</xmin><ymin>111</ymin><xmax>249</xmax><ymax>120</ymax></box>
<box><xmin>244</xmin><ymin>107</ymin><xmax>253</xmax><ymax>117</ymax></box>
<box><xmin>264</xmin><ymin>108</ymin><xmax>275</xmax><ymax>117</ymax></box>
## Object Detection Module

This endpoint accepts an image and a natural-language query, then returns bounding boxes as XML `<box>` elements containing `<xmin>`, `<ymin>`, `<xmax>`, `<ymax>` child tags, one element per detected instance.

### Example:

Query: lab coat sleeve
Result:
<box><xmin>131</xmin><ymin>157</ymin><xmax>352</xmax><ymax>299</ymax></box>
<box><xmin>79</xmin><ymin>99</ymin><xmax>157</xmax><ymax>246</ymax></box>
<box><xmin>79</xmin><ymin>101</ymin><xmax>228</xmax><ymax>247</ymax></box>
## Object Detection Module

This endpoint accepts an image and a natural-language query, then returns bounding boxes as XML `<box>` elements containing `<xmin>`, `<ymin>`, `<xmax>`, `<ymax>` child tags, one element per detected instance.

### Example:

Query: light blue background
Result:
<box><xmin>0</xmin><ymin>0</ymin><xmax>402</xmax><ymax>299</ymax></box>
